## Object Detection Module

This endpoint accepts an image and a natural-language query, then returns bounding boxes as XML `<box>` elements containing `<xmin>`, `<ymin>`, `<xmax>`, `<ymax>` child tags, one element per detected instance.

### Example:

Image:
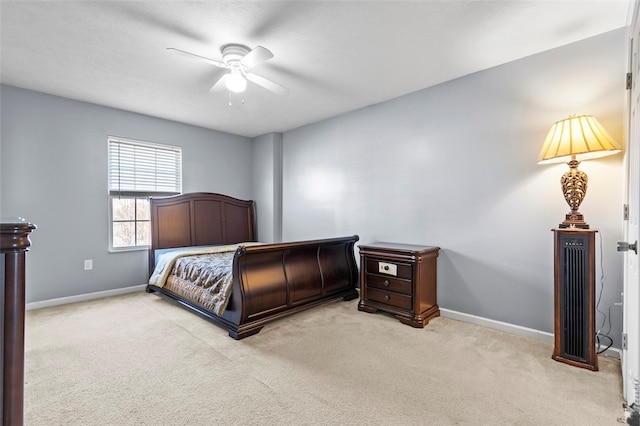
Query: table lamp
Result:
<box><xmin>538</xmin><ymin>115</ymin><xmax>622</xmax><ymax>229</ymax></box>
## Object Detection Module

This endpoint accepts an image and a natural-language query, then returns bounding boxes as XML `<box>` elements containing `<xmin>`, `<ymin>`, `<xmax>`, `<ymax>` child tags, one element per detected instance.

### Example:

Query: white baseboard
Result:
<box><xmin>440</xmin><ymin>308</ymin><xmax>621</xmax><ymax>359</ymax></box>
<box><xmin>25</xmin><ymin>284</ymin><xmax>147</xmax><ymax>311</ymax></box>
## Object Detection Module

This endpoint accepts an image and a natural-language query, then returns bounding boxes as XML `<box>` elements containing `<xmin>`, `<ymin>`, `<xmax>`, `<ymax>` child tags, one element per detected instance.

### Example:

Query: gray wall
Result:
<box><xmin>0</xmin><ymin>85</ymin><xmax>252</xmax><ymax>302</ymax></box>
<box><xmin>281</xmin><ymin>29</ymin><xmax>627</xmax><ymax>346</ymax></box>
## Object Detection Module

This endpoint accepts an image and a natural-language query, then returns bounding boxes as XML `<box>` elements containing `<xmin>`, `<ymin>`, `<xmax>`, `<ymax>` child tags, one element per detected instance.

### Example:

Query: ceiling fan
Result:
<box><xmin>167</xmin><ymin>44</ymin><xmax>290</xmax><ymax>96</ymax></box>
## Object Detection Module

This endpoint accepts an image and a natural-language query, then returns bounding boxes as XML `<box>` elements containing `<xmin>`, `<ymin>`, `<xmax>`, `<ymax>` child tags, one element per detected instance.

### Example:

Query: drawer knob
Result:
<box><xmin>384</xmin><ymin>295</ymin><xmax>390</xmax><ymax>301</ymax></box>
<box><xmin>384</xmin><ymin>265</ymin><xmax>390</xmax><ymax>271</ymax></box>
<box><xmin>384</xmin><ymin>280</ymin><xmax>390</xmax><ymax>287</ymax></box>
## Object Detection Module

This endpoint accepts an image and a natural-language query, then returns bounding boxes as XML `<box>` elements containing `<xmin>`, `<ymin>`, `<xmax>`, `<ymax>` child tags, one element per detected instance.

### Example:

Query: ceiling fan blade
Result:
<box><xmin>245</xmin><ymin>72</ymin><xmax>290</xmax><ymax>95</ymax></box>
<box><xmin>240</xmin><ymin>46</ymin><xmax>274</xmax><ymax>69</ymax></box>
<box><xmin>208</xmin><ymin>70</ymin><xmax>229</xmax><ymax>92</ymax></box>
<box><xmin>167</xmin><ymin>47</ymin><xmax>227</xmax><ymax>69</ymax></box>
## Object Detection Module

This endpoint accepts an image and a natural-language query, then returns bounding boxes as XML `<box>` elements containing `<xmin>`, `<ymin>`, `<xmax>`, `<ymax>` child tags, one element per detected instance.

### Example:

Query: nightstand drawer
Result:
<box><xmin>366</xmin><ymin>274</ymin><xmax>411</xmax><ymax>295</ymax></box>
<box><xmin>366</xmin><ymin>287</ymin><xmax>412</xmax><ymax>310</ymax></box>
<box><xmin>365</xmin><ymin>259</ymin><xmax>412</xmax><ymax>279</ymax></box>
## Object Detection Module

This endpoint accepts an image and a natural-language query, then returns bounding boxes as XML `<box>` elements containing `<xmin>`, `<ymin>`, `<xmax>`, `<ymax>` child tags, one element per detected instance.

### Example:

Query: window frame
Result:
<box><xmin>108</xmin><ymin>136</ymin><xmax>182</xmax><ymax>252</ymax></box>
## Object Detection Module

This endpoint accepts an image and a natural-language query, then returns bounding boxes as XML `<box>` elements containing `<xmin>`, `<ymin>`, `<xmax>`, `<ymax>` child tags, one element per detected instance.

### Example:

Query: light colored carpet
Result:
<box><xmin>24</xmin><ymin>292</ymin><xmax>624</xmax><ymax>425</ymax></box>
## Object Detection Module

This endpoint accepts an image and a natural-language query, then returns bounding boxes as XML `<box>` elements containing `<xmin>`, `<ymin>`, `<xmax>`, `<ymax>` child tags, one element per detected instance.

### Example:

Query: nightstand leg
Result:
<box><xmin>358</xmin><ymin>302</ymin><xmax>378</xmax><ymax>313</ymax></box>
<box><xmin>397</xmin><ymin>306</ymin><xmax>441</xmax><ymax>328</ymax></box>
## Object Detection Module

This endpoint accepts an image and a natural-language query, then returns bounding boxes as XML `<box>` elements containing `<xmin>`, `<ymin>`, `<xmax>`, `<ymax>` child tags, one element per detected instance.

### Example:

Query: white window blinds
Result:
<box><xmin>108</xmin><ymin>137</ymin><xmax>182</xmax><ymax>196</ymax></box>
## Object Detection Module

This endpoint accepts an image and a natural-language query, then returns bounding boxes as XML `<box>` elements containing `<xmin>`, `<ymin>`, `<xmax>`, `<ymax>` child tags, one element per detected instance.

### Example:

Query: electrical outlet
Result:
<box><xmin>84</xmin><ymin>259</ymin><xmax>93</xmax><ymax>270</ymax></box>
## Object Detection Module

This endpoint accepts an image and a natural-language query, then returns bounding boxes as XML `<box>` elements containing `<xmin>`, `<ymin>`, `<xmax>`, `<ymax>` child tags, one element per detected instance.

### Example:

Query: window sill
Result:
<box><xmin>109</xmin><ymin>246</ymin><xmax>149</xmax><ymax>254</ymax></box>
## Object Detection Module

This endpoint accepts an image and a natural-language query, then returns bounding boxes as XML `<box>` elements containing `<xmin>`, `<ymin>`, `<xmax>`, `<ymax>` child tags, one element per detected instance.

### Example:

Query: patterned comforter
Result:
<box><xmin>149</xmin><ymin>243</ymin><xmax>260</xmax><ymax>316</ymax></box>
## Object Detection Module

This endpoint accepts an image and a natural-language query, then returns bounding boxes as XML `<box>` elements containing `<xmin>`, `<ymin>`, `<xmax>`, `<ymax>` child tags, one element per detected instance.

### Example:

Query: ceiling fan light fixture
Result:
<box><xmin>226</xmin><ymin>70</ymin><xmax>247</xmax><ymax>93</ymax></box>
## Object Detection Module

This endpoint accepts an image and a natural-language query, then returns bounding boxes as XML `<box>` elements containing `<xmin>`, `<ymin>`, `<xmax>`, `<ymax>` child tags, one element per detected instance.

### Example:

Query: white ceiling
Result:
<box><xmin>0</xmin><ymin>1</ymin><xmax>632</xmax><ymax>138</ymax></box>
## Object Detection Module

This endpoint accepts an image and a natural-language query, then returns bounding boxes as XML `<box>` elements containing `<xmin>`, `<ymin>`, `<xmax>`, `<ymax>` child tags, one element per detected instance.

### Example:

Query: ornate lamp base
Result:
<box><xmin>559</xmin><ymin>212</ymin><xmax>589</xmax><ymax>229</ymax></box>
<box><xmin>558</xmin><ymin>158</ymin><xmax>589</xmax><ymax>229</ymax></box>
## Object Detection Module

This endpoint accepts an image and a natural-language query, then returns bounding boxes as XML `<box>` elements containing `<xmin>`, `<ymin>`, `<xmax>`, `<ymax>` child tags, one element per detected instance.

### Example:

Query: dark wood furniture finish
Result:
<box><xmin>358</xmin><ymin>242</ymin><xmax>440</xmax><ymax>327</ymax></box>
<box><xmin>552</xmin><ymin>228</ymin><xmax>598</xmax><ymax>371</ymax></box>
<box><xmin>0</xmin><ymin>253</ymin><xmax>3</xmax><ymax>423</ymax></box>
<box><xmin>146</xmin><ymin>192</ymin><xmax>359</xmax><ymax>339</ymax></box>
<box><xmin>1</xmin><ymin>221</ymin><xmax>36</xmax><ymax>426</ymax></box>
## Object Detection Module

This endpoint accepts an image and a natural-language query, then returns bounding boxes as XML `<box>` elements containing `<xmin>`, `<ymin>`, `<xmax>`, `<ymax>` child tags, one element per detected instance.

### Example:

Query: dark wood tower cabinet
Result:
<box><xmin>358</xmin><ymin>242</ymin><xmax>440</xmax><ymax>328</ymax></box>
<box><xmin>552</xmin><ymin>228</ymin><xmax>598</xmax><ymax>371</ymax></box>
<box><xmin>1</xmin><ymin>221</ymin><xmax>36</xmax><ymax>426</ymax></box>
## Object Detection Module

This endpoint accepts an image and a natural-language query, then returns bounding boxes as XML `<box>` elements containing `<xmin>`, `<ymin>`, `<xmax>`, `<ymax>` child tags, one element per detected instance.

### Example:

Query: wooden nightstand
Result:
<box><xmin>358</xmin><ymin>242</ymin><xmax>440</xmax><ymax>328</ymax></box>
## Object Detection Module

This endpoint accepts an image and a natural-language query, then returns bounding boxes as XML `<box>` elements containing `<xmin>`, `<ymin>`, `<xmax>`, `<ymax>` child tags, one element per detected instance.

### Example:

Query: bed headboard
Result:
<box><xmin>148</xmin><ymin>192</ymin><xmax>256</xmax><ymax>275</ymax></box>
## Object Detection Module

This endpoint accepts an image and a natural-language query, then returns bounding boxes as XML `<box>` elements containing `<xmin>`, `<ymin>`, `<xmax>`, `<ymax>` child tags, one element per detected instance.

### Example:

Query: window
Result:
<box><xmin>108</xmin><ymin>137</ymin><xmax>182</xmax><ymax>250</ymax></box>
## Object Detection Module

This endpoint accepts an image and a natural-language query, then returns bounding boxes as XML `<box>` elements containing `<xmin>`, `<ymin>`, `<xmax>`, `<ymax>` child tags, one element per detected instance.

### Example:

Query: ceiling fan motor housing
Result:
<box><xmin>221</xmin><ymin>44</ymin><xmax>250</xmax><ymax>67</ymax></box>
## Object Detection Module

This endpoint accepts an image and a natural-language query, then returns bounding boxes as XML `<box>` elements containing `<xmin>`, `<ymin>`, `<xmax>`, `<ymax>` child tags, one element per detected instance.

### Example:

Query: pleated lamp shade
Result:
<box><xmin>538</xmin><ymin>115</ymin><xmax>621</xmax><ymax>164</ymax></box>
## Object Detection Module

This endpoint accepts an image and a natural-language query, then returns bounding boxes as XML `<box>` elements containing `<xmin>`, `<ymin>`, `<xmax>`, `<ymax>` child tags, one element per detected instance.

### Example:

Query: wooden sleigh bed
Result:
<box><xmin>146</xmin><ymin>192</ymin><xmax>359</xmax><ymax>339</ymax></box>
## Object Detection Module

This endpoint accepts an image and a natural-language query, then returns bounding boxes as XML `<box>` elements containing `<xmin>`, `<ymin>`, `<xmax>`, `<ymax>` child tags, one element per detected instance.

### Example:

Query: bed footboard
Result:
<box><xmin>221</xmin><ymin>235</ymin><xmax>359</xmax><ymax>339</ymax></box>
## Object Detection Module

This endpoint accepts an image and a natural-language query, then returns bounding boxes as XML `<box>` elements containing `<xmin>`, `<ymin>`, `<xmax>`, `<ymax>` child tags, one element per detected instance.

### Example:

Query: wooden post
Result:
<box><xmin>1</xmin><ymin>221</ymin><xmax>36</xmax><ymax>426</ymax></box>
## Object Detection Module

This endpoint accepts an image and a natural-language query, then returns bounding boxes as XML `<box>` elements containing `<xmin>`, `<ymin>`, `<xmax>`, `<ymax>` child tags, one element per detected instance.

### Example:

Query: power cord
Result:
<box><xmin>594</xmin><ymin>229</ymin><xmax>618</xmax><ymax>355</ymax></box>
<box><xmin>597</xmin><ymin>333</ymin><xmax>614</xmax><ymax>354</ymax></box>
